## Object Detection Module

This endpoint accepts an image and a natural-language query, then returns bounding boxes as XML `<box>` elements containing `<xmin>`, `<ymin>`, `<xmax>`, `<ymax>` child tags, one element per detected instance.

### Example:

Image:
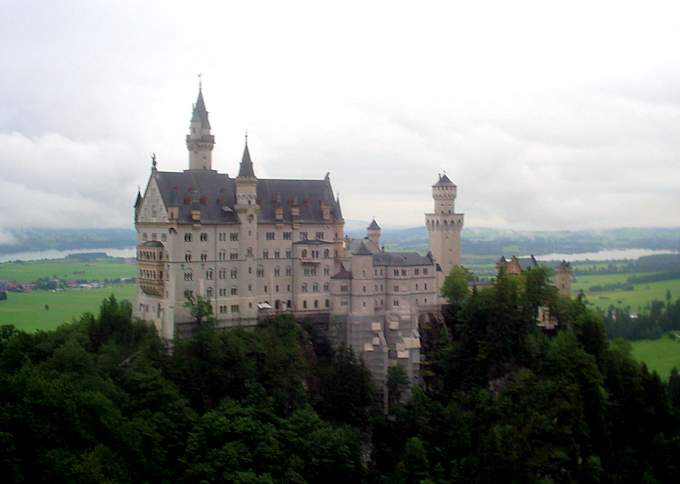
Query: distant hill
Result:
<box><xmin>0</xmin><ymin>228</ymin><xmax>136</xmax><ymax>254</ymax></box>
<box><xmin>1</xmin><ymin>225</ymin><xmax>679</xmax><ymax>258</ymax></box>
<box><xmin>346</xmin><ymin>222</ymin><xmax>680</xmax><ymax>256</ymax></box>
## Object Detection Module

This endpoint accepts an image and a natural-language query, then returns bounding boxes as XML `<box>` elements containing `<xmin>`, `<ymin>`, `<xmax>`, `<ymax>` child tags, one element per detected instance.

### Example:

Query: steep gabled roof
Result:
<box><xmin>353</xmin><ymin>241</ymin><xmax>373</xmax><ymax>256</ymax></box>
<box><xmin>372</xmin><ymin>252</ymin><xmax>434</xmax><ymax>267</ymax></box>
<box><xmin>434</xmin><ymin>173</ymin><xmax>456</xmax><ymax>187</ymax></box>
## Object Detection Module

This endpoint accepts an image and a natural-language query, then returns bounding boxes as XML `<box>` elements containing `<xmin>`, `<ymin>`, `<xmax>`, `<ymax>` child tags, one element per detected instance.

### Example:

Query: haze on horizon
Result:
<box><xmin>1</xmin><ymin>0</ymin><xmax>679</xmax><ymax>240</ymax></box>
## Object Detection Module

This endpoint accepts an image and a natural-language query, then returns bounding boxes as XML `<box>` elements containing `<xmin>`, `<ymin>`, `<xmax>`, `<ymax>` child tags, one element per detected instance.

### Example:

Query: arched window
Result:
<box><xmin>324</xmin><ymin>249</ymin><xmax>330</xmax><ymax>258</ymax></box>
<box><xmin>302</xmin><ymin>249</ymin><xmax>308</xmax><ymax>258</ymax></box>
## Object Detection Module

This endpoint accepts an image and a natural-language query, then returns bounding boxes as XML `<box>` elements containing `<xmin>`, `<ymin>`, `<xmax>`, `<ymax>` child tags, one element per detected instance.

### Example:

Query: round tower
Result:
<box><xmin>425</xmin><ymin>173</ymin><xmax>464</xmax><ymax>301</ymax></box>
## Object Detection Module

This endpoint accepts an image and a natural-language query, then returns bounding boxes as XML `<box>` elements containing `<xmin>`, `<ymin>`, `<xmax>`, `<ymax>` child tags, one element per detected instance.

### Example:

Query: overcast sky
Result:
<box><xmin>1</xmin><ymin>0</ymin><xmax>679</xmax><ymax>238</ymax></box>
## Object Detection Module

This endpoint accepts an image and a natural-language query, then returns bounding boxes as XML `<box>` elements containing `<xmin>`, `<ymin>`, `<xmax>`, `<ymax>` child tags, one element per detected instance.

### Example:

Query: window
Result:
<box><xmin>230</xmin><ymin>232</ymin><xmax>239</xmax><ymax>241</ymax></box>
<box><xmin>185</xmin><ymin>253</ymin><xmax>192</xmax><ymax>262</ymax></box>
<box><xmin>324</xmin><ymin>267</ymin><xmax>330</xmax><ymax>276</ymax></box>
<box><xmin>219</xmin><ymin>251</ymin><xmax>226</xmax><ymax>261</ymax></box>
<box><xmin>207</xmin><ymin>287</ymin><xmax>213</xmax><ymax>297</ymax></box>
<box><xmin>219</xmin><ymin>232</ymin><xmax>226</xmax><ymax>241</ymax></box>
<box><xmin>302</xmin><ymin>249</ymin><xmax>308</xmax><ymax>258</ymax></box>
<box><xmin>285</xmin><ymin>249</ymin><xmax>292</xmax><ymax>258</ymax></box>
<box><xmin>142</xmin><ymin>232</ymin><xmax>148</xmax><ymax>240</ymax></box>
<box><xmin>415</xmin><ymin>283</ymin><xmax>419</xmax><ymax>290</ymax></box>
<box><xmin>313</xmin><ymin>283</ymin><xmax>319</xmax><ymax>292</ymax></box>
<box><xmin>274</xmin><ymin>267</ymin><xmax>281</xmax><ymax>277</ymax></box>
<box><xmin>394</xmin><ymin>269</ymin><xmax>399</xmax><ymax>276</ymax></box>
<box><xmin>219</xmin><ymin>269</ymin><xmax>226</xmax><ymax>279</ymax></box>
<box><xmin>206</xmin><ymin>269</ymin><xmax>214</xmax><ymax>280</ymax></box>
<box><xmin>231</xmin><ymin>287</ymin><xmax>237</xmax><ymax>296</ymax></box>
<box><xmin>315</xmin><ymin>231</ymin><xmax>324</xmax><ymax>240</ymax></box>
<box><xmin>303</xmin><ymin>300</ymin><xmax>308</xmax><ymax>309</ymax></box>
<box><xmin>394</xmin><ymin>285</ymin><xmax>399</xmax><ymax>292</ymax></box>
<box><xmin>401</xmin><ymin>269</ymin><xmax>407</xmax><ymax>276</ymax></box>
<box><xmin>323</xmin><ymin>283</ymin><xmax>329</xmax><ymax>291</ymax></box>
<box><xmin>231</xmin><ymin>269</ymin><xmax>238</xmax><ymax>279</ymax></box>
<box><xmin>362</xmin><ymin>285</ymin><xmax>366</xmax><ymax>293</ymax></box>
<box><xmin>263</xmin><ymin>250</ymin><xmax>269</xmax><ymax>259</ymax></box>
<box><xmin>424</xmin><ymin>283</ymin><xmax>428</xmax><ymax>290</ymax></box>
<box><xmin>257</xmin><ymin>267</ymin><xmax>264</xmax><ymax>277</ymax></box>
<box><xmin>302</xmin><ymin>283</ymin><xmax>308</xmax><ymax>292</ymax></box>
<box><xmin>184</xmin><ymin>272</ymin><xmax>193</xmax><ymax>281</ymax></box>
<box><xmin>340</xmin><ymin>285</ymin><xmax>349</xmax><ymax>292</ymax></box>
<box><xmin>325</xmin><ymin>299</ymin><xmax>330</xmax><ymax>308</ymax></box>
<box><xmin>299</xmin><ymin>232</ymin><xmax>308</xmax><ymax>240</ymax></box>
<box><xmin>414</xmin><ymin>268</ymin><xmax>420</xmax><ymax>275</ymax></box>
<box><xmin>200</xmin><ymin>232</ymin><xmax>208</xmax><ymax>242</ymax></box>
<box><xmin>275</xmin><ymin>285</ymin><xmax>279</xmax><ymax>293</ymax></box>
<box><xmin>231</xmin><ymin>305</ymin><xmax>240</xmax><ymax>313</ymax></box>
<box><xmin>184</xmin><ymin>290</ymin><xmax>193</xmax><ymax>298</ymax></box>
<box><xmin>246</xmin><ymin>247</ymin><xmax>253</xmax><ymax>257</ymax></box>
<box><xmin>266</xmin><ymin>232</ymin><xmax>275</xmax><ymax>240</ymax></box>
<box><xmin>393</xmin><ymin>299</ymin><xmax>399</xmax><ymax>306</ymax></box>
<box><xmin>285</xmin><ymin>267</ymin><xmax>292</xmax><ymax>276</ymax></box>
<box><xmin>287</xmin><ymin>285</ymin><xmax>291</xmax><ymax>292</ymax></box>
<box><xmin>283</xmin><ymin>232</ymin><xmax>292</xmax><ymax>240</ymax></box>
<box><xmin>201</xmin><ymin>253</ymin><xmax>208</xmax><ymax>262</ymax></box>
<box><xmin>264</xmin><ymin>285</ymin><xmax>268</xmax><ymax>293</ymax></box>
<box><xmin>230</xmin><ymin>252</ymin><xmax>238</xmax><ymax>260</ymax></box>
<box><xmin>274</xmin><ymin>249</ymin><xmax>280</xmax><ymax>259</ymax></box>
<box><xmin>220</xmin><ymin>305</ymin><xmax>227</xmax><ymax>313</ymax></box>
<box><xmin>184</xmin><ymin>233</ymin><xmax>192</xmax><ymax>242</ymax></box>
<box><xmin>314</xmin><ymin>300</ymin><xmax>319</xmax><ymax>308</ymax></box>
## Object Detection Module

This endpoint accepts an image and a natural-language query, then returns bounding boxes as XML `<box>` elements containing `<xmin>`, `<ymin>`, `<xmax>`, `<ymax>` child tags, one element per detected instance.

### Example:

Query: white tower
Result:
<box><xmin>186</xmin><ymin>86</ymin><xmax>215</xmax><ymax>170</ymax></box>
<box><xmin>425</xmin><ymin>174</ymin><xmax>464</xmax><ymax>299</ymax></box>
<box><xmin>235</xmin><ymin>136</ymin><xmax>259</xmax><ymax>320</ymax></box>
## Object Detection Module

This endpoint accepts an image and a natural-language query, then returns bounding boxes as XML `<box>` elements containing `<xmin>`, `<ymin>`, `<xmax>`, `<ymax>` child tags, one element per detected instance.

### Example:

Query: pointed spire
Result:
<box><xmin>191</xmin><ymin>81</ymin><xmax>211</xmax><ymax>129</ymax></box>
<box><xmin>336</xmin><ymin>193</ymin><xmax>343</xmax><ymax>220</ymax></box>
<box><xmin>134</xmin><ymin>188</ymin><xmax>142</xmax><ymax>208</ymax></box>
<box><xmin>367</xmin><ymin>218</ymin><xmax>381</xmax><ymax>231</ymax></box>
<box><xmin>238</xmin><ymin>132</ymin><xmax>256</xmax><ymax>178</ymax></box>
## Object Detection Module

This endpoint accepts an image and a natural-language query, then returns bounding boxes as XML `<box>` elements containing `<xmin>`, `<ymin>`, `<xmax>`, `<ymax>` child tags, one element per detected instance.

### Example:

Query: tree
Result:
<box><xmin>441</xmin><ymin>266</ymin><xmax>473</xmax><ymax>305</ymax></box>
<box><xmin>184</xmin><ymin>294</ymin><xmax>213</xmax><ymax>327</ymax></box>
<box><xmin>387</xmin><ymin>365</ymin><xmax>410</xmax><ymax>412</ymax></box>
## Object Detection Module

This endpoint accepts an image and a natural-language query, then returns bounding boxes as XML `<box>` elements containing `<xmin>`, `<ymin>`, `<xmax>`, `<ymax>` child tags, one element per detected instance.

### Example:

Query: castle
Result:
<box><xmin>133</xmin><ymin>87</ymin><xmax>464</xmax><ymax>387</ymax></box>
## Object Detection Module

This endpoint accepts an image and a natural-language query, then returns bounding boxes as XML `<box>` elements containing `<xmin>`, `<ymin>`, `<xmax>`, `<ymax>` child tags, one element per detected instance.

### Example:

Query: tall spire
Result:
<box><xmin>186</xmin><ymin>81</ymin><xmax>215</xmax><ymax>170</ymax></box>
<box><xmin>191</xmin><ymin>84</ymin><xmax>211</xmax><ymax>130</ymax></box>
<box><xmin>238</xmin><ymin>132</ymin><xmax>256</xmax><ymax>178</ymax></box>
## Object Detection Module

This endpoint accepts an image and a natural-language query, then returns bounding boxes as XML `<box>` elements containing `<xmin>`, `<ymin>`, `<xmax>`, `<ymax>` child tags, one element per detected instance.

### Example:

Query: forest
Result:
<box><xmin>1</xmin><ymin>268</ymin><xmax>680</xmax><ymax>483</ymax></box>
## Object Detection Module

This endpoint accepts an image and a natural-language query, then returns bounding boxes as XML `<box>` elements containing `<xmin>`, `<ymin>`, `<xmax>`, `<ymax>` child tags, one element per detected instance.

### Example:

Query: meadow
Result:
<box><xmin>572</xmin><ymin>272</ymin><xmax>680</xmax><ymax>312</ymax></box>
<box><xmin>631</xmin><ymin>334</ymin><xmax>680</xmax><ymax>380</ymax></box>
<box><xmin>0</xmin><ymin>285</ymin><xmax>136</xmax><ymax>332</ymax></box>
<box><xmin>0</xmin><ymin>259</ymin><xmax>136</xmax><ymax>283</ymax></box>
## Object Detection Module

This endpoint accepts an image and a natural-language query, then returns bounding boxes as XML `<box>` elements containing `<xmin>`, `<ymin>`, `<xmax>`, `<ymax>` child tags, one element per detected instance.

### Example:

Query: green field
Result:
<box><xmin>0</xmin><ymin>259</ymin><xmax>136</xmax><ymax>283</ymax></box>
<box><xmin>573</xmin><ymin>272</ymin><xmax>680</xmax><ymax>311</ymax></box>
<box><xmin>631</xmin><ymin>334</ymin><xmax>680</xmax><ymax>380</ymax></box>
<box><xmin>0</xmin><ymin>285</ymin><xmax>136</xmax><ymax>332</ymax></box>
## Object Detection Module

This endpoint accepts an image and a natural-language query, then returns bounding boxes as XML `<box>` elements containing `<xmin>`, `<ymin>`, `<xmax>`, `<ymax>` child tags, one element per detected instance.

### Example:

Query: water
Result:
<box><xmin>0</xmin><ymin>247</ymin><xmax>136</xmax><ymax>263</ymax></box>
<box><xmin>533</xmin><ymin>248</ymin><xmax>678</xmax><ymax>263</ymax></box>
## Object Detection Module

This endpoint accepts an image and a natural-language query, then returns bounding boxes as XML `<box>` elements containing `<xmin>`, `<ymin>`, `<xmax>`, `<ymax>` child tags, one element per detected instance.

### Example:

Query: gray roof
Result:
<box><xmin>192</xmin><ymin>89</ymin><xmax>211</xmax><ymax>129</ymax></box>
<box><xmin>516</xmin><ymin>256</ymin><xmax>539</xmax><ymax>271</ymax></box>
<box><xmin>372</xmin><ymin>251</ymin><xmax>433</xmax><ymax>267</ymax></box>
<box><xmin>367</xmin><ymin>219</ymin><xmax>381</xmax><ymax>230</ymax></box>
<box><xmin>331</xmin><ymin>267</ymin><xmax>353</xmax><ymax>280</ymax></box>
<box><xmin>434</xmin><ymin>174</ymin><xmax>455</xmax><ymax>186</ymax></box>
<box><xmin>353</xmin><ymin>241</ymin><xmax>373</xmax><ymax>256</ymax></box>
<box><xmin>142</xmin><ymin>240</ymin><xmax>164</xmax><ymax>247</ymax></box>
<box><xmin>238</xmin><ymin>143</ymin><xmax>255</xmax><ymax>178</ymax></box>
<box><xmin>152</xmin><ymin>170</ymin><xmax>342</xmax><ymax>225</ymax></box>
<box><xmin>134</xmin><ymin>190</ymin><xmax>142</xmax><ymax>208</ymax></box>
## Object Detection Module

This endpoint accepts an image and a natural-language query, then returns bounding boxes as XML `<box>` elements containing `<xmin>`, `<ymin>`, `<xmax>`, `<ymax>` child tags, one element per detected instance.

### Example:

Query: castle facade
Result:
<box><xmin>134</xmin><ymin>88</ymin><xmax>464</xmax><ymax>386</ymax></box>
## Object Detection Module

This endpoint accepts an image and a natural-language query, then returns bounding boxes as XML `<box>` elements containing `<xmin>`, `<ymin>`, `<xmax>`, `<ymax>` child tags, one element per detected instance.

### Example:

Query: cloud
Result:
<box><xmin>1</xmin><ymin>0</ymin><xmax>680</xmax><ymax>231</ymax></box>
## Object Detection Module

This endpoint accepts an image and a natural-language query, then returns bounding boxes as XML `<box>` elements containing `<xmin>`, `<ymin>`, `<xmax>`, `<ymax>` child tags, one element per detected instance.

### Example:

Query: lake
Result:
<box><xmin>533</xmin><ymin>248</ymin><xmax>678</xmax><ymax>262</ymax></box>
<box><xmin>0</xmin><ymin>247</ymin><xmax>137</xmax><ymax>263</ymax></box>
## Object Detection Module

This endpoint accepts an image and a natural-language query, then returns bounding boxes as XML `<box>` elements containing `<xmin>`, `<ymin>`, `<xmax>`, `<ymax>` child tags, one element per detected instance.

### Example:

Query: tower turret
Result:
<box><xmin>186</xmin><ymin>85</ymin><xmax>215</xmax><ymax>170</ymax></box>
<box><xmin>367</xmin><ymin>218</ymin><xmax>381</xmax><ymax>247</ymax></box>
<box><xmin>425</xmin><ymin>173</ymin><xmax>464</xmax><ymax>302</ymax></box>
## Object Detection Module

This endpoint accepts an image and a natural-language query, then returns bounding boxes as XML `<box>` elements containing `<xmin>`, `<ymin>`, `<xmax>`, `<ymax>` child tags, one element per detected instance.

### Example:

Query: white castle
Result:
<box><xmin>134</xmin><ymin>87</ymin><xmax>464</xmax><ymax>387</ymax></box>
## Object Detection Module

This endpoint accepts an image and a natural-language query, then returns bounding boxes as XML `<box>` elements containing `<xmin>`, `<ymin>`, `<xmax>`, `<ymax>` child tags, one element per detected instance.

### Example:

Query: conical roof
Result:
<box><xmin>367</xmin><ymin>218</ymin><xmax>381</xmax><ymax>230</ymax></box>
<box><xmin>434</xmin><ymin>173</ymin><xmax>455</xmax><ymax>186</ymax></box>
<box><xmin>191</xmin><ymin>88</ymin><xmax>211</xmax><ymax>129</ymax></box>
<box><xmin>352</xmin><ymin>240</ymin><xmax>373</xmax><ymax>256</ymax></box>
<box><xmin>238</xmin><ymin>142</ymin><xmax>256</xmax><ymax>178</ymax></box>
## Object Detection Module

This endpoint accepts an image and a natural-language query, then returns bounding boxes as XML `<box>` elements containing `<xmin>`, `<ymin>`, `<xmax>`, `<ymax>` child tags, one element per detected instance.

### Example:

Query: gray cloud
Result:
<box><xmin>1</xmin><ymin>0</ymin><xmax>680</xmax><ymax>231</ymax></box>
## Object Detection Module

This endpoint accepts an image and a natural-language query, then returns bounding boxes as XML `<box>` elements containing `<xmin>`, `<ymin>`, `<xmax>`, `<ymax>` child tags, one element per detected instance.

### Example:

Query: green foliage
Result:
<box><xmin>3</xmin><ymin>278</ymin><xmax>680</xmax><ymax>483</ymax></box>
<box><xmin>184</xmin><ymin>294</ymin><xmax>214</xmax><ymax>327</ymax></box>
<box><xmin>440</xmin><ymin>265</ymin><xmax>473</xmax><ymax>305</ymax></box>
